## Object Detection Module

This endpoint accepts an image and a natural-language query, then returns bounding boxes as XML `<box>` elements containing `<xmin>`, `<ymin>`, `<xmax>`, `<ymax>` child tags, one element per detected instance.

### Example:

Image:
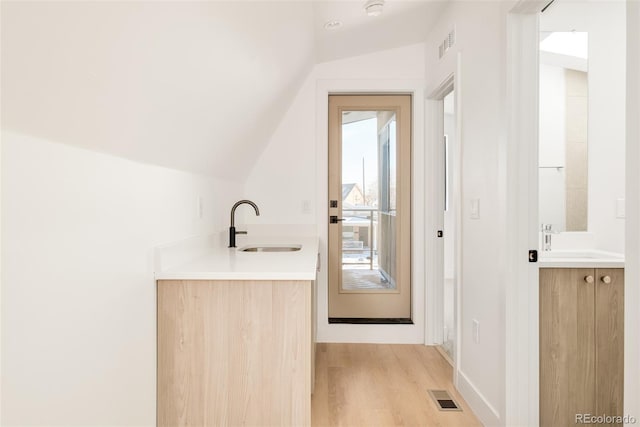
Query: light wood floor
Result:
<box><xmin>311</xmin><ymin>343</ymin><xmax>482</xmax><ymax>427</ymax></box>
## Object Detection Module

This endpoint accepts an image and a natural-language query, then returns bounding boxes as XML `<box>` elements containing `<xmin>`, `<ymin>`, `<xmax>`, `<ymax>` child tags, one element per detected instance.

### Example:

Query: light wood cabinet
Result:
<box><xmin>157</xmin><ymin>279</ymin><xmax>316</xmax><ymax>426</ymax></box>
<box><xmin>540</xmin><ymin>268</ymin><xmax>624</xmax><ymax>427</ymax></box>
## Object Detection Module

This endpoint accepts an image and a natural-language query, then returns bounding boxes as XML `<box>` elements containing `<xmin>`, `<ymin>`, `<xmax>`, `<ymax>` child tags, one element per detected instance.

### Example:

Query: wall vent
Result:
<box><xmin>438</xmin><ymin>28</ymin><xmax>456</xmax><ymax>59</ymax></box>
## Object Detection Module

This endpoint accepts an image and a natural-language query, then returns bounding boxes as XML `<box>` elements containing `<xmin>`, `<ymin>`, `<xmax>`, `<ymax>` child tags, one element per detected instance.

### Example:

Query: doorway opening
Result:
<box><xmin>425</xmin><ymin>71</ymin><xmax>460</xmax><ymax>368</ymax></box>
<box><xmin>327</xmin><ymin>94</ymin><xmax>412</xmax><ymax>322</ymax></box>
<box><xmin>441</xmin><ymin>88</ymin><xmax>457</xmax><ymax>361</ymax></box>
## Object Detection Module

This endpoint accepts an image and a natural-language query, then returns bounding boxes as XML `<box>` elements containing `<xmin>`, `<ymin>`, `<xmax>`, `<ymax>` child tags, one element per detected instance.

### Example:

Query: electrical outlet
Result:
<box><xmin>302</xmin><ymin>200</ymin><xmax>311</xmax><ymax>214</ymax></box>
<box><xmin>472</xmin><ymin>319</ymin><xmax>480</xmax><ymax>344</ymax></box>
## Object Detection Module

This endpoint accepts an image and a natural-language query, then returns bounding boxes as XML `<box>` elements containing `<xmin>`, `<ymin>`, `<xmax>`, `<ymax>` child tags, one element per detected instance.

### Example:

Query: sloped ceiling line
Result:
<box><xmin>1</xmin><ymin>1</ymin><xmax>446</xmax><ymax>179</ymax></box>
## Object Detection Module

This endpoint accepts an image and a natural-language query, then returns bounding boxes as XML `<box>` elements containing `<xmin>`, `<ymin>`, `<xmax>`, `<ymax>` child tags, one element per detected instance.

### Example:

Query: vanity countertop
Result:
<box><xmin>539</xmin><ymin>249</ymin><xmax>625</xmax><ymax>268</ymax></box>
<box><xmin>155</xmin><ymin>235</ymin><xmax>319</xmax><ymax>281</ymax></box>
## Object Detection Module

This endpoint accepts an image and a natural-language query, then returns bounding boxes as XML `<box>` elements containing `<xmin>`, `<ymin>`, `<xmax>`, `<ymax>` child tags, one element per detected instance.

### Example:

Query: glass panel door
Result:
<box><xmin>328</xmin><ymin>95</ymin><xmax>411</xmax><ymax>320</ymax></box>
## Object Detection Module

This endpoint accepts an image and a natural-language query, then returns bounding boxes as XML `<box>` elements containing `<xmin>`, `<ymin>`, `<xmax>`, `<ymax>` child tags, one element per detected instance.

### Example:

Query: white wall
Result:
<box><xmin>1</xmin><ymin>131</ymin><xmax>242</xmax><ymax>425</ymax></box>
<box><xmin>424</xmin><ymin>2</ymin><xmax>507</xmax><ymax>425</ymax></box>
<box><xmin>1</xmin><ymin>1</ymin><xmax>315</xmax><ymax>180</ymax></box>
<box><xmin>541</xmin><ymin>1</ymin><xmax>626</xmax><ymax>253</ymax></box>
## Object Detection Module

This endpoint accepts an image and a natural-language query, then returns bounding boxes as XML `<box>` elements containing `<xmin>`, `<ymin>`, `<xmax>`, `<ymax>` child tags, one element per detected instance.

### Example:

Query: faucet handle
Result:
<box><xmin>236</xmin><ymin>230</ymin><xmax>247</xmax><ymax>235</ymax></box>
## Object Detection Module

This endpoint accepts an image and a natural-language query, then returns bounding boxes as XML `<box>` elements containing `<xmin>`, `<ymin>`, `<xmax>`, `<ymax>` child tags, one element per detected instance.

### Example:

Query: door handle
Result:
<box><xmin>330</xmin><ymin>216</ymin><xmax>345</xmax><ymax>224</ymax></box>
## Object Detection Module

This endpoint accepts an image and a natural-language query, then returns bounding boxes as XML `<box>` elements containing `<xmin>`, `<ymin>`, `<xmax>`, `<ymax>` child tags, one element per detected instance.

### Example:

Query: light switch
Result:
<box><xmin>197</xmin><ymin>196</ymin><xmax>203</xmax><ymax>219</ymax></box>
<box><xmin>473</xmin><ymin>319</ymin><xmax>480</xmax><ymax>343</ymax></box>
<box><xmin>470</xmin><ymin>198</ymin><xmax>480</xmax><ymax>219</ymax></box>
<box><xmin>616</xmin><ymin>198</ymin><xmax>625</xmax><ymax>219</ymax></box>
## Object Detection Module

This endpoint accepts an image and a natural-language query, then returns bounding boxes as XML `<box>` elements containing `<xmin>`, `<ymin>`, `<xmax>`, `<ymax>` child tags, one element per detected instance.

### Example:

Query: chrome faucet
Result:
<box><xmin>541</xmin><ymin>223</ymin><xmax>556</xmax><ymax>252</ymax></box>
<box><xmin>229</xmin><ymin>200</ymin><xmax>260</xmax><ymax>248</ymax></box>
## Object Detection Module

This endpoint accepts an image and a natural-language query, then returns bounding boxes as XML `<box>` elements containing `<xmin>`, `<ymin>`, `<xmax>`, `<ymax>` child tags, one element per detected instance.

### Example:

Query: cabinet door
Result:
<box><xmin>540</xmin><ymin>268</ymin><xmax>596</xmax><ymax>427</ymax></box>
<box><xmin>595</xmin><ymin>268</ymin><xmax>624</xmax><ymax>426</ymax></box>
<box><xmin>157</xmin><ymin>280</ymin><xmax>312</xmax><ymax>426</ymax></box>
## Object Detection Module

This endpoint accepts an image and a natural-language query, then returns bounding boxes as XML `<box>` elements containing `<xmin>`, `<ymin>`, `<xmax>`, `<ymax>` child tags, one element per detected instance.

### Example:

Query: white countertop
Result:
<box><xmin>539</xmin><ymin>250</ymin><xmax>625</xmax><ymax>268</ymax></box>
<box><xmin>155</xmin><ymin>235</ymin><xmax>319</xmax><ymax>281</ymax></box>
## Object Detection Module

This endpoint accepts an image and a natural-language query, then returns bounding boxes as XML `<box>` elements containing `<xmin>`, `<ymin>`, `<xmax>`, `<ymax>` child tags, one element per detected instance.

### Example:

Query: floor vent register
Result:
<box><xmin>428</xmin><ymin>389</ymin><xmax>462</xmax><ymax>411</ymax></box>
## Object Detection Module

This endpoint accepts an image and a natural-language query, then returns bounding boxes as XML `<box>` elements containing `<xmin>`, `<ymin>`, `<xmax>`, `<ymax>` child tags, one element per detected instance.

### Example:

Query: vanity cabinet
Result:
<box><xmin>157</xmin><ymin>279</ymin><xmax>316</xmax><ymax>426</ymax></box>
<box><xmin>540</xmin><ymin>268</ymin><xmax>624</xmax><ymax>427</ymax></box>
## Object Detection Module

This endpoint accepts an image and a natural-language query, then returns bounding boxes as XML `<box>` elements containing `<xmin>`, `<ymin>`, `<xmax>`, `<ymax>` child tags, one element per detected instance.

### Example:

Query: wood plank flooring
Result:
<box><xmin>311</xmin><ymin>343</ymin><xmax>482</xmax><ymax>427</ymax></box>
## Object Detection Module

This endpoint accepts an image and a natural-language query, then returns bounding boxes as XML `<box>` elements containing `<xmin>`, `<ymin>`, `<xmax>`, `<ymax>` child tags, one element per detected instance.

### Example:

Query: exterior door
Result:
<box><xmin>328</xmin><ymin>94</ymin><xmax>412</xmax><ymax>320</ymax></box>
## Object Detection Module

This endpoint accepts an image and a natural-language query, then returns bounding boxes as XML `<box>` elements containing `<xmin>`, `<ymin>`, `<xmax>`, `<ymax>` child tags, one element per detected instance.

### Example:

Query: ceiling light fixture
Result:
<box><xmin>323</xmin><ymin>20</ymin><xmax>343</xmax><ymax>30</ymax></box>
<box><xmin>364</xmin><ymin>0</ymin><xmax>384</xmax><ymax>17</ymax></box>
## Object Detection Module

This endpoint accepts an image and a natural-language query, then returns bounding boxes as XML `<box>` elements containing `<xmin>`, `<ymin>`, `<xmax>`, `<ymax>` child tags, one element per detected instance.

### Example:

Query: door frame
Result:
<box><xmin>505</xmin><ymin>2</ymin><xmax>543</xmax><ymax>425</ymax></box>
<box><xmin>315</xmin><ymin>79</ymin><xmax>426</xmax><ymax>344</ymax></box>
<box><xmin>425</xmin><ymin>71</ymin><xmax>462</xmax><ymax>380</ymax></box>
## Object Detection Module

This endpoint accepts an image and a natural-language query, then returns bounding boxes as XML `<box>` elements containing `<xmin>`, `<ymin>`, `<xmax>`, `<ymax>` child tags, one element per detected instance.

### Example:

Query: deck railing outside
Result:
<box><xmin>341</xmin><ymin>207</ymin><xmax>377</xmax><ymax>270</ymax></box>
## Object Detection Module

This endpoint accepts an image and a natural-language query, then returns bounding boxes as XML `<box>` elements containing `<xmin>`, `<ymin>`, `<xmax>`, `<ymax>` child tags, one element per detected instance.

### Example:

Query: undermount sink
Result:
<box><xmin>239</xmin><ymin>244</ymin><xmax>302</xmax><ymax>252</ymax></box>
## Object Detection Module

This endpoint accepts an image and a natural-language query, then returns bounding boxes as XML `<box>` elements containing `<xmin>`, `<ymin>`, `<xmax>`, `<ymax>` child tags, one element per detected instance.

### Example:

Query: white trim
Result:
<box><xmin>424</xmin><ymin>63</ymin><xmax>463</xmax><ymax>385</ymax></box>
<box><xmin>625</xmin><ymin>0</ymin><xmax>640</xmax><ymax>420</ymax></box>
<box><xmin>452</xmin><ymin>56</ymin><xmax>463</xmax><ymax>387</ymax></box>
<box><xmin>424</xmin><ymin>96</ymin><xmax>443</xmax><ymax>346</ymax></box>
<box><xmin>315</xmin><ymin>79</ymin><xmax>426</xmax><ymax>344</ymax></box>
<box><xmin>424</xmin><ymin>95</ymin><xmax>445</xmax><ymax>346</ymax></box>
<box><xmin>457</xmin><ymin>369</ymin><xmax>501</xmax><ymax>426</ymax></box>
<box><xmin>505</xmin><ymin>6</ymin><xmax>540</xmax><ymax>427</ymax></box>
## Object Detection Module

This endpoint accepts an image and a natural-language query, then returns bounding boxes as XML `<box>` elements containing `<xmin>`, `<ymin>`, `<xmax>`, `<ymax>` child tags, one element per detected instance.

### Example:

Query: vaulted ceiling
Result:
<box><xmin>1</xmin><ymin>1</ymin><xmax>446</xmax><ymax>180</ymax></box>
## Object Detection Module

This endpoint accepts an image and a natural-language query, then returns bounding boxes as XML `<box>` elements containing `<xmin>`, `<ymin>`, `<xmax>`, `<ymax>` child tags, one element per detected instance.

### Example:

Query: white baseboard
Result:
<box><xmin>457</xmin><ymin>369</ymin><xmax>501</xmax><ymax>426</ymax></box>
<box><xmin>317</xmin><ymin>323</ymin><xmax>424</xmax><ymax>344</ymax></box>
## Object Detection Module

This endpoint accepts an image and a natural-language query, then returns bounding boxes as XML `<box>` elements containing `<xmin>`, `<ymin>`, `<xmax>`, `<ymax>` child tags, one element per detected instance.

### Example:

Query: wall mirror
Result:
<box><xmin>538</xmin><ymin>1</ymin><xmax>626</xmax><ymax>254</ymax></box>
<box><xmin>539</xmin><ymin>31</ymin><xmax>589</xmax><ymax>232</ymax></box>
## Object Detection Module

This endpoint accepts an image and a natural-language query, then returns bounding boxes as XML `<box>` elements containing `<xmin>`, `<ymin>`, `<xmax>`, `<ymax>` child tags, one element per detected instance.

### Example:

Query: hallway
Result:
<box><xmin>312</xmin><ymin>343</ymin><xmax>481</xmax><ymax>426</ymax></box>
